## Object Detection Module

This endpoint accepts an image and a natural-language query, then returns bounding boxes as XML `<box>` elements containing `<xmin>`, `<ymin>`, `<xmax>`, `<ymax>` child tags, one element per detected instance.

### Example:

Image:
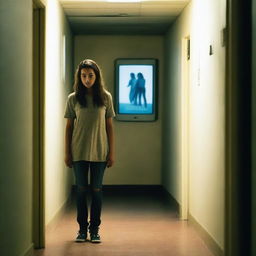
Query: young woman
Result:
<box><xmin>134</xmin><ymin>72</ymin><xmax>147</xmax><ymax>108</ymax></box>
<box><xmin>127</xmin><ymin>72</ymin><xmax>136</xmax><ymax>104</ymax></box>
<box><xmin>64</xmin><ymin>59</ymin><xmax>115</xmax><ymax>243</ymax></box>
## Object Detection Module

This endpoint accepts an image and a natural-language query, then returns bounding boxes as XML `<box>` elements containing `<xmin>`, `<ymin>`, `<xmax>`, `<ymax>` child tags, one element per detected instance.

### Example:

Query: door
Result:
<box><xmin>180</xmin><ymin>36</ymin><xmax>190</xmax><ymax>220</ymax></box>
<box><xmin>33</xmin><ymin>0</ymin><xmax>45</xmax><ymax>248</ymax></box>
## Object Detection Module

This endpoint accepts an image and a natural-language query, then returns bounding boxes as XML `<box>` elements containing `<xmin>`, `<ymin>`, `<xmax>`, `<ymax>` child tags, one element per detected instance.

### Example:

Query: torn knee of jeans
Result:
<box><xmin>92</xmin><ymin>188</ymin><xmax>101</xmax><ymax>192</ymax></box>
<box><xmin>77</xmin><ymin>185</ymin><xmax>87</xmax><ymax>192</ymax></box>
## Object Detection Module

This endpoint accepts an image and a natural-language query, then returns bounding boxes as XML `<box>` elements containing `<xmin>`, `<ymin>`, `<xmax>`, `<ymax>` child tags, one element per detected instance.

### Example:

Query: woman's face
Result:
<box><xmin>80</xmin><ymin>68</ymin><xmax>96</xmax><ymax>89</ymax></box>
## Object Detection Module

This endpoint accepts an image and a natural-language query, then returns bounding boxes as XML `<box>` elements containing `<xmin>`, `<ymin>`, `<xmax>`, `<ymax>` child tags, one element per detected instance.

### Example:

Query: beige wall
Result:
<box><xmin>162</xmin><ymin>3</ymin><xmax>191</xmax><ymax>206</ymax></box>
<box><xmin>190</xmin><ymin>0</ymin><xmax>226</xmax><ymax>249</ymax></box>
<box><xmin>74</xmin><ymin>35</ymin><xmax>164</xmax><ymax>184</ymax></box>
<box><xmin>0</xmin><ymin>1</ymin><xmax>33</xmax><ymax>255</ymax></box>
<box><xmin>163</xmin><ymin>0</ymin><xmax>226</xmax><ymax>250</ymax></box>
<box><xmin>44</xmin><ymin>0</ymin><xmax>74</xmax><ymax>225</ymax></box>
<box><xmin>0</xmin><ymin>0</ymin><xmax>74</xmax><ymax>254</ymax></box>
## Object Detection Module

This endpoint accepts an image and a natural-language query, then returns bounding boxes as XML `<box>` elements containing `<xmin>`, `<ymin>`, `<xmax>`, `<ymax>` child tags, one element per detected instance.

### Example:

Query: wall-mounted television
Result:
<box><xmin>115</xmin><ymin>58</ymin><xmax>158</xmax><ymax>122</ymax></box>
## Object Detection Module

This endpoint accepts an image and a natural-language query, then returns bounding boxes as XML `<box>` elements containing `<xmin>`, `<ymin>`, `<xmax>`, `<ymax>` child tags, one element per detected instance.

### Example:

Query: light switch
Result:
<box><xmin>209</xmin><ymin>45</ymin><xmax>213</xmax><ymax>55</ymax></box>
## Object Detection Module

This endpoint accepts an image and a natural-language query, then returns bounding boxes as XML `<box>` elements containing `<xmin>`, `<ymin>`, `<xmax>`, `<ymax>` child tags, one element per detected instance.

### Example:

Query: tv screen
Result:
<box><xmin>115</xmin><ymin>58</ymin><xmax>158</xmax><ymax>121</ymax></box>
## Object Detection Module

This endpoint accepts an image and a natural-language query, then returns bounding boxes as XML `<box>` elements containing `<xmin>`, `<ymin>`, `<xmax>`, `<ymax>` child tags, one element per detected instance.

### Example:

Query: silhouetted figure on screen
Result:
<box><xmin>127</xmin><ymin>72</ymin><xmax>136</xmax><ymax>103</ymax></box>
<box><xmin>134</xmin><ymin>72</ymin><xmax>147</xmax><ymax>108</ymax></box>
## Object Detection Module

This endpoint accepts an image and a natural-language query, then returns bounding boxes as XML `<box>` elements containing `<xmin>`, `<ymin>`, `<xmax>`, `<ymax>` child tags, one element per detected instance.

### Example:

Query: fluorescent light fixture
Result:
<box><xmin>107</xmin><ymin>0</ymin><xmax>141</xmax><ymax>2</ymax></box>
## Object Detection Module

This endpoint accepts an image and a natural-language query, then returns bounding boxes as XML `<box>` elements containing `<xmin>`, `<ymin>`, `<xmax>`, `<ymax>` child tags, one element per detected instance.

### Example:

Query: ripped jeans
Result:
<box><xmin>73</xmin><ymin>161</ymin><xmax>107</xmax><ymax>233</ymax></box>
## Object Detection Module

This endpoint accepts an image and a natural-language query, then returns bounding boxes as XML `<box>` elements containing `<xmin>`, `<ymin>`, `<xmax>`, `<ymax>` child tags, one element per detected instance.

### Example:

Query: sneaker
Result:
<box><xmin>75</xmin><ymin>232</ymin><xmax>87</xmax><ymax>242</ymax></box>
<box><xmin>90</xmin><ymin>232</ymin><xmax>101</xmax><ymax>243</ymax></box>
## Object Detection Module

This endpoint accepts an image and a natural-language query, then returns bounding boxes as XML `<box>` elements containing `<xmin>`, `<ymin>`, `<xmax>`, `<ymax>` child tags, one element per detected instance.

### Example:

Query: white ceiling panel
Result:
<box><xmin>59</xmin><ymin>0</ymin><xmax>190</xmax><ymax>34</ymax></box>
<box><xmin>66</xmin><ymin>8</ymin><xmax>141</xmax><ymax>16</ymax></box>
<box><xmin>61</xmin><ymin>2</ymin><xmax>141</xmax><ymax>9</ymax></box>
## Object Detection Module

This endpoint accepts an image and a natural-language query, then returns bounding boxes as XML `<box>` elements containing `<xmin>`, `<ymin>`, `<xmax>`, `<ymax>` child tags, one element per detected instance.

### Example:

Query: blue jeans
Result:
<box><xmin>73</xmin><ymin>161</ymin><xmax>107</xmax><ymax>233</ymax></box>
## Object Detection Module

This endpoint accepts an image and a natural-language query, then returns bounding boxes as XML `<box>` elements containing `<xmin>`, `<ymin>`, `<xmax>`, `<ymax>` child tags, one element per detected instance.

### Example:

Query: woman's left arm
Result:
<box><xmin>106</xmin><ymin>117</ymin><xmax>114</xmax><ymax>168</ymax></box>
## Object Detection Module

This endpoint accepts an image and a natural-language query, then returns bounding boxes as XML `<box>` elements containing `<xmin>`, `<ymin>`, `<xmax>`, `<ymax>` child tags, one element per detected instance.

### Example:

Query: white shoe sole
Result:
<box><xmin>75</xmin><ymin>238</ymin><xmax>86</xmax><ymax>242</ymax></box>
<box><xmin>91</xmin><ymin>239</ymin><xmax>101</xmax><ymax>243</ymax></box>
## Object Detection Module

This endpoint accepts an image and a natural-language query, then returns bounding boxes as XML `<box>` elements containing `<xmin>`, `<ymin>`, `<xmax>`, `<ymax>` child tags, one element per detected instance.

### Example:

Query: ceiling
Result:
<box><xmin>59</xmin><ymin>0</ymin><xmax>190</xmax><ymax>35</ymax></box>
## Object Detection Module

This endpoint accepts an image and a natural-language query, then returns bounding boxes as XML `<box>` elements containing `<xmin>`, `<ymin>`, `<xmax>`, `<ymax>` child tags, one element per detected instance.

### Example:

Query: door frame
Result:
<box><xmin>33</xmin><ymin>0</ymin><xmax>45</xmax><ymax>249</ymax></box>
<box><xmin>180</xmin><ymin>36</ymin><xmax>190</xmax><ymax>220</ymax></box>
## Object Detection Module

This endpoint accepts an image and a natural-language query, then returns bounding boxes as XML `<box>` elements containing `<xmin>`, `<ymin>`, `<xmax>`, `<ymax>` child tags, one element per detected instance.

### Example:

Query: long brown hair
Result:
<box><xmin>73</xmin><ymin>59</ymin><xmax>106</xmax><ymax>107</ymax></box>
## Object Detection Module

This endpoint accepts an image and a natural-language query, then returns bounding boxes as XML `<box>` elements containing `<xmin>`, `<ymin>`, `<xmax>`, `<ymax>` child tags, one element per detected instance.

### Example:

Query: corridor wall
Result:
<box><xmin>163</xmin><ymin>0</ymin><xmax>226</xmax><ymax>252</ymax></box>
<box><xmin>0</xmin><ymin>0</ymin><xmax>74</xmax><ymax>254</ymax></box>
<box><xmin>74</xmin><ymin>35</ymin><xmax>164</xmax><ymax>185</ymax></box>
<box><xmin>0</xmin><ymin>1</ymin><xmax>33</xmax><ymax>256</ymax></box>
<box><xmin>44</xmin><ymin>0</ymin><xmax>74</xmax><ymax>226</ymax></box>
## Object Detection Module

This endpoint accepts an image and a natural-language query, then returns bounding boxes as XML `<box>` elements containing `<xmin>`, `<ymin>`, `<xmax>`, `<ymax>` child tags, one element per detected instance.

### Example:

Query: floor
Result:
<box><xmin>33</xmin><ymin>189</ymin><xmax>214</xmax><ymax>256</ymax></box>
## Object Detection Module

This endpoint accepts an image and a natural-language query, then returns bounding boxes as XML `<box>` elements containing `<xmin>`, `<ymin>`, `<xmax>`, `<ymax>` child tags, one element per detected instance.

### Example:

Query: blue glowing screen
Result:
<box><xmin>118</xmin><ymin>65</ymin><xmax>153</xmax><ymax>114</ymax></box>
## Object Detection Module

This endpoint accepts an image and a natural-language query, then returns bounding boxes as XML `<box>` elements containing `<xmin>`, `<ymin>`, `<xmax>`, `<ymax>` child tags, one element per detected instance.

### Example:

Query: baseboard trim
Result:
<box><xmin>46</xmin><ymin>192</ymin><xmax>73</xmax><ymax>233</ymax></box>
<box><xmin>73</xmin><ymin>184</ymin><xmax>179</xmax><ymax>212</ymax></box>
<box><xmin>101</xmin><ymin>185</ymin><xmax>179</xmax><ymax>215</ymax></box>
<box><xmin>102</xmin><ymin>184</ymin><xmax>163</xmax><ymax>193</ymax></box>
<box><xmin>20</xmin><ymin>243</ymin><xmax>34</xmax><ymax>256</ymax></box>
<box><xmin>188</xmin><ymin>213</ymin><xmax>224</xmax><ymax>256</ymax></box>
<box><xmin>161</xmin><ymin>187</ymin><xmax>180</xmax><ymax>213</ymax></box>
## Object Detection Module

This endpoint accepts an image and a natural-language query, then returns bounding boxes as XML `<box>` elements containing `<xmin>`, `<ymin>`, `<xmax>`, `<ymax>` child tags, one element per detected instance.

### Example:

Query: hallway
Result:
<box><xmin>3</xmin><ymin>0</ymin><xmax>253</xmax><ymax>256</ymax></box>
<box><xmin>33</xmin><ymin>189</ymin><xmax>213</xmax><ymax>256</ymax></box>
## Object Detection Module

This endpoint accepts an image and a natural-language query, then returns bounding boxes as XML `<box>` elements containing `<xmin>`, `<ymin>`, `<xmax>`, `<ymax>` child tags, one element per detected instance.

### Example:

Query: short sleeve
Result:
<box><xmin>105</xmin><ymin>93</ymin><xmax>115</xmax><ymax>118</ymax></box>
<box><xmin>64</xmin><ymin>94</ymin><xmax>76</xmax><ymax>118</ymax></box>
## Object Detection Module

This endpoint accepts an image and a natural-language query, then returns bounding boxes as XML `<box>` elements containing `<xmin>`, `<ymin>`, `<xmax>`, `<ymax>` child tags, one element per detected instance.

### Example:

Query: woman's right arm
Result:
<box><xmin>65</xmin><ymin>118</ymin><xmax>74</xmax><ymax>168</ymax></box>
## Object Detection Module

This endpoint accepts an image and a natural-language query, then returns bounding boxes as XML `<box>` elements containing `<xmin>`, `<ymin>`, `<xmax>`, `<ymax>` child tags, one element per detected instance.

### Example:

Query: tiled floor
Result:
<box><xmin>34</xmin><ymin>190</ymin><xmax>214</xmax><ymax>256</ymax></box>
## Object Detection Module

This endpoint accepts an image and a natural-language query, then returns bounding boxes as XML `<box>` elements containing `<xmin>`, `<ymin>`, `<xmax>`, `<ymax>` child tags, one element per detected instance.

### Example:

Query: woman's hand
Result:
<box><xmin>65</xmin><ymin>118</ymin><xmax>74</xmax><ymax>168</ymax></box>
<box><xmin>65</xmin><ymin>154</ymin><xmax>73</xmax><ymax>168</ymax></box>
<box><xmin>106</xmin><ymin>117</ymin><xmax>114</xmax><ymax>168</ymax></box>
<box><xmin>107</xmin><ymin>153</ymin><xmax>114</xmax><ymax>168</ymax></box>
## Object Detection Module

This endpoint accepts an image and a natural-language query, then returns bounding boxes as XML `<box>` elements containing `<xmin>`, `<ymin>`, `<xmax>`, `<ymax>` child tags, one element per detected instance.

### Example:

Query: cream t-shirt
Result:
<box><xmin>64</xmin><ymin>91</ymin><xmax>115</xmax><ymax>162</ymax></box>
